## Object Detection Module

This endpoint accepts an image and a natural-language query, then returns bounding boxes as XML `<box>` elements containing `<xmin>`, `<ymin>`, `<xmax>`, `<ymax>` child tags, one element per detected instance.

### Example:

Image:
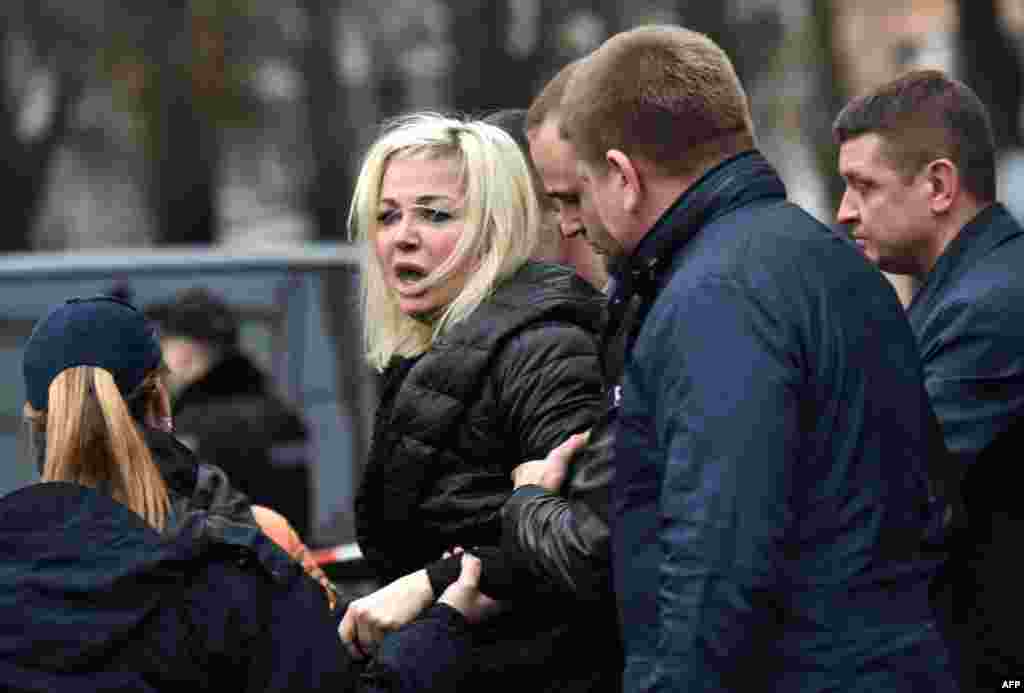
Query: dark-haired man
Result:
<box><xmin>560</xmin><ymin>25</ymin><xmax>955</xmax><ymax>692</ymax></box>
<box><xmin>526</xmin><ymin>60</ymin><xmax>611</xmax><ymax>291</ymax></box>
<box><xmin>835</xmin><ymin>69</ymin><xmax>1024</xmax><ymax>690</ymax></box>
<box><xmin>146</xmin><ymin>287</ymin><xmax>313</xmax><ymax>539</ymax></box>
<box><xmin>835</xmin><ymin>69</ymin><xmax>1024</xmax><ymax>479</ymax></box>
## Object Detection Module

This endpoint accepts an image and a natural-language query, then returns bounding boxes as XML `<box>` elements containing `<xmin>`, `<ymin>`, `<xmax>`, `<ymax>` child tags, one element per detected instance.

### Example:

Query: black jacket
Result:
<box><xmin>356</xmin><ymin>262</ymin><xmax>605</xmax><ymax>583</ymax></box>
<box><xmin>932</xmin><ymin>416</ymin><xmax>1024</xmax><ymax>690</ymax></box>
<box><xmin>491</xmin><ymin>288</ymin><xmax>641</xmax><ymax>604</ymax></box>
<box><xmin>173</xmin><ymin>351</ymin><xmax>312</xmax><ymax>538</ymax></box>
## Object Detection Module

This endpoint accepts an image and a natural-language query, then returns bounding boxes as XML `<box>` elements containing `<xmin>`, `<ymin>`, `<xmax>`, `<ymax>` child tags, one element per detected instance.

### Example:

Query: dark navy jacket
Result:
<box><xmin>0</xmin><ymin>482</ymin><xmax>349</xmax><ymax>692</ymax></box>
<box><xmin>0</xmin><ymin>434</ymin><xmax>477</xmax><ymax>692</ymax></box>
<box><xmin>906</xmin><ymin>203</ymin><xmax>1024</xmax><ymax>475</ymax></box>
<box><xmin>910</xmin><ymin>204</ymin><xmax>1024</xmax><ymax>691</ymax></box>
<box><xmin>611</xmin><ymin>151</ymin><xmax>955</xmax><ymax>692</ymax></box>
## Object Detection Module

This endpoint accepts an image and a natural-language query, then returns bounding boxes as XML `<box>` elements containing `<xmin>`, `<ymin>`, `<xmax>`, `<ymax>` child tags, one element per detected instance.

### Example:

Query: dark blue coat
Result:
<box><xmin>611</xmin><ymin>152</ymin><xmax>955</xmax><ymax>692</ymax></box>
<box><xmin>0</xmin><ymin>446</ymin><xmax>477</xmax><ymax>692</ymax></box>
<box><xmin>0</xmin><ymin>482</ymin><xmax>349</xmax><ymax>692</ymax></box>
<box><xmin>906</xmin><ymin>203</ymin><xmax>1024</xmax><ymax>473</ymax></box>
<box><xmin>909</xmin><ymin>203</ymin><xmax>1024</xmax><ymax>691</ymax></box>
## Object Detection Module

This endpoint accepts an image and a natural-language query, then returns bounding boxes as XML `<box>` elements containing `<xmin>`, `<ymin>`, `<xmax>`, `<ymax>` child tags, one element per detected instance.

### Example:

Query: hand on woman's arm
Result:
<box><xmin>437</xmin><ymin>552</ymin><xmax>501</xmax><ymax>624</ymax></box>
<box><xmin>339</xmin><ymin>569</ymin><xmax>434</xmax><ymax>660</ymax></box>
<box><xmin>510</xmin><ymin>431</ymin><xmax>589</xmax><ymax>491</ymax></box>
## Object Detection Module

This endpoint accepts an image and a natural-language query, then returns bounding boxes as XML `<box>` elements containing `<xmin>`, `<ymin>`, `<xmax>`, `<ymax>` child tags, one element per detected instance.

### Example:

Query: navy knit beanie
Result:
<box><xmin>23</xmin><ymin>296</ymin><xmax>163</xmax><ymax>411</ymax></box>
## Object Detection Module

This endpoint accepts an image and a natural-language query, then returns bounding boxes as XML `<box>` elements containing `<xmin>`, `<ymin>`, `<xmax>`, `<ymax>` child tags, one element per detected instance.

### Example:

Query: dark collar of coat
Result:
<box><xmin>173</xmin><ymin>350</ymin><xmax>268</xmax><ymax>412</ymax></box>
<box><xmin>907</xmin><ymin>202</ymin><xmax>1022</xmax><ymax>318</ymax></box>
<box><xmin>608</xmin><ymin>149</ymin><xmax>786</xmax><ymax>304</ymax></box>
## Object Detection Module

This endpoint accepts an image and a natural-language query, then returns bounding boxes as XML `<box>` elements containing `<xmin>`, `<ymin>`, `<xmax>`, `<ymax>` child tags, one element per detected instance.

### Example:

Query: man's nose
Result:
<box><xmin>836</xmin><ymin>189</ymin><xmax>857</xmax><ymax>225</ymax></box>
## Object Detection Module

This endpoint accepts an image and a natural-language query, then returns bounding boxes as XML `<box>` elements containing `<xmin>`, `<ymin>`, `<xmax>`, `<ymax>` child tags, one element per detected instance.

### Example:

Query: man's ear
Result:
<box><xmin>926</xmin><ymin>159</ymin><xmax>958</xmax><ymax>214</ymax></box>
<box><xmin>606</xmin><ymin>149</ymin><xmax>643</xmax><ymax>213</ymax></box>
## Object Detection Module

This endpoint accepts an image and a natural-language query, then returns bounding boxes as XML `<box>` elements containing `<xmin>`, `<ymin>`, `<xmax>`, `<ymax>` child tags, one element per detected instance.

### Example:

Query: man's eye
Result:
<box><xmin>377</xmin><ymin>209</ymin><xmax>400</xmax><ymax>225</ymax></box>
<box><xmin>849</xmin><ymin>179</ymin><xmax>871</xmax><ymax>194</ymax></box>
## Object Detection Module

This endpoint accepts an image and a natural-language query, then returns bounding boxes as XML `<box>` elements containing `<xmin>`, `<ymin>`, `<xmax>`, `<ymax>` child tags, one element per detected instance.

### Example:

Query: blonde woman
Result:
<box><xmin>345</xmin><ymin>113</ymin><xmax>606</xmax><ymax>688</ymax></box>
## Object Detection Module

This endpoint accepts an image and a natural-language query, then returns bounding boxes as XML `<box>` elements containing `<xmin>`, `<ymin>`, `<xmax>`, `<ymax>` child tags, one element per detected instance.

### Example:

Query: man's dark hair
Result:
<box><xmin>145</xmin><ymin>287</ymin><xmax>239</xmax><ymax>352</ymax></box>
<box><xmin>833</xmin><ymin>69</ymin><xmax>997</xmax><ymax>203</ymax></box>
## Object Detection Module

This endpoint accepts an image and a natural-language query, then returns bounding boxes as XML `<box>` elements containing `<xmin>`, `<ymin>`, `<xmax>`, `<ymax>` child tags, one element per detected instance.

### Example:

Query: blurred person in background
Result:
<box><xmin>345</xmin><ymin>112</ymin><xmax>607</xmax><ymax>691</ymax></box>
<box><xmin>835</xmin><ymin>68</ymin><xmax>1024</xmax><ymax>690</ymax></box>
<box><xmin>146</xmin><ymin>287</ymin><xmax>313</xmax><ymax>539</ymax></box>
<box><xmin>561</xmin><ymin>25</ymin><xmax>956</xmax><ymax>692</ymax></box>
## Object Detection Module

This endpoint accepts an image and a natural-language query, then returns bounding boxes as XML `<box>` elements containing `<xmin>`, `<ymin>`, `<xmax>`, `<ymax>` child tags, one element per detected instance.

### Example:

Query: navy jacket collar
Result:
<box><xmin>908</xmin><ymin>202</ymin><xmax>1022</xmax><ymax>319</ymax></box>
<box><xmin>610</xmin><ymin>150</ymin><xmax>786</xmax><ymax>302</ymax></box>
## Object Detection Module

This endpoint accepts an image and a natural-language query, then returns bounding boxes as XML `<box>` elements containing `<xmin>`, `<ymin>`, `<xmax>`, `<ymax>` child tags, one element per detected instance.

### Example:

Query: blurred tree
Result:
<box><xmin>105</xmin><ymin>0</ymin><xmax>259</xmax><ymax>245</ymax></box>
<box><xmin>958</xmin><ymin>0</ymin><xmax>1024</xmax><ymax>150</ymax></box>
<box><xmin>0</xmin><ymin>3</ymin><xmax>87</xmax><ymax>252</ymax></box>
<box><xmin>450</xmin><ymin>0</ymin><xmax>516</xmax><ymax>115</ymax></box>
<box><xmin>448</xmin><ymin>0</ymin><xmax>624</xmax><ymax>116</ymax></box>
<box><xmin>298</xmin><ymin>0</ymin><xmax>353</xmax><ymax>241</ymax></box>
<box><xmin>141</xmin><ymin>3</ymin><xmax>220</xmax><ymax>245</ymax></box>
<box><xmin>808</xmin><ymin>0</ymin><xmax>847</xmax><ymax>213</ymax></box>
<box><xmin>676</xmin><ymin>1</ymin><xmax>740</xmax><ymax>76</ymax></box>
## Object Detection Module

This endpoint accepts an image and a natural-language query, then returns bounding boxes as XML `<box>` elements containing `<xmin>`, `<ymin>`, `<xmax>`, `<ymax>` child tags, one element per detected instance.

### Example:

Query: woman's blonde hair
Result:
<box><xmin>348</xmin><ymin>112</ymin><xmax>542</xmax><ymax>371</ymax></box>
<box><xmin>24</xmin><ymin>366</ymin><xmax>170</xmax><ymax>531</ymax></box>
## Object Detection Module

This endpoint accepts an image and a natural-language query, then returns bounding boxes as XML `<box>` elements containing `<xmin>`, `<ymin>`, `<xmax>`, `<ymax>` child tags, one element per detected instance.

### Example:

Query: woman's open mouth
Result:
<box><xmin>394</xmin><ymin>265</ymin><xmax>427</xmax><ymax>289</ymax></box>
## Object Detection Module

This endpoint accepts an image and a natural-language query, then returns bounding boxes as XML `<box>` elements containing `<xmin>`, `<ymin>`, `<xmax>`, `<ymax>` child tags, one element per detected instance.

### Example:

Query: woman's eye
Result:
<box><xmin>377</xmin><ymin>209</ymin><xmax>400</xmax><ymax>225</ymax></box>
<box><xmin>418</xmin><ymin>207</ymin><xmax>452</xmax><ymax>223</ymax></box>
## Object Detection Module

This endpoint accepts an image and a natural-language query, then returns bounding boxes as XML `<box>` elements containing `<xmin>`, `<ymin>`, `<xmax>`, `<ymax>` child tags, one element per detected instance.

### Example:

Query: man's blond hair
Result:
<box><xmin>561</xmin><ymin>25</ymin><xmax>755</xmax><ymax>180</ymax></box>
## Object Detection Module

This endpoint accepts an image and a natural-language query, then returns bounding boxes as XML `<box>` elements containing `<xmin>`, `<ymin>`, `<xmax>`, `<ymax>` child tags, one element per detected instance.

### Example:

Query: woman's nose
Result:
<box><xmin>394</xmin><ymin>214</ymin><xmax>420</xmax><ymax>249</ymax></box>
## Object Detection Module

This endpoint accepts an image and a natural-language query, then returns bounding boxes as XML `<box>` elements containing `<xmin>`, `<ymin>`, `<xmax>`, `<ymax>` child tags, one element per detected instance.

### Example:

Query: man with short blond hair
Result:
<box><xmin>561</xmin><ymin>25</ymin><xmax>955</xmax><ymax>692</ymax></box>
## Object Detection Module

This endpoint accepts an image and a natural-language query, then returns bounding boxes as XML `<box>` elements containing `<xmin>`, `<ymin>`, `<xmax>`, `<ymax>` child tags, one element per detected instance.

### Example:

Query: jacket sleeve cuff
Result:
<box><xmin>425</xmin><ymin>554</ymin><xmax>461</xmax><ymax>598</ymax></box>
<box><xmin>421</xmin><ymin>602</ymin><xmax>471</xmax><ymax>630</ymax></box>
<box><xmin>501</xmin><ymin>484</ymin><xmax>550</xmax><ymax>537</ymax></box>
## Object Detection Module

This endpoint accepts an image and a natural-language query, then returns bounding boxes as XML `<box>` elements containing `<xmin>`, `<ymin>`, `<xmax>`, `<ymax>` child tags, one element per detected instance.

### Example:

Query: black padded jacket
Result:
<box><xmin>355</xmin><ymin>262</ymin><xmax>605</xmax><ymax>583</ymax></box>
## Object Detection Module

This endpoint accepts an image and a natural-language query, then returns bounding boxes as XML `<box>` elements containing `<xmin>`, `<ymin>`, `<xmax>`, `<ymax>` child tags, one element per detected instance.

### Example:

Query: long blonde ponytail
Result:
<box><xmin>36</xmin><ymin>366</ymin><xmax>170</xmax><ymax>531</ymax></box>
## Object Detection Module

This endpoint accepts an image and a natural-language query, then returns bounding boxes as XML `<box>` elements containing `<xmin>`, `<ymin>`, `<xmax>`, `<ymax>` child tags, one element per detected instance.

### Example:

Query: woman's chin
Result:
<box><xmin>399</xmin><ymin>298</ymin><xmax>443</xmax><ymax>322</ymax></box>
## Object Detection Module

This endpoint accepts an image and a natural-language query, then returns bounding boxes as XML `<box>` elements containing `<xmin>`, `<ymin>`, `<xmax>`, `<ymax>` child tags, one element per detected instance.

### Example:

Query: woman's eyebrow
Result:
<box><xmin>414</xmin><ymin>195</ymin><xmax>455</xmax><ymax>206</ymax></box>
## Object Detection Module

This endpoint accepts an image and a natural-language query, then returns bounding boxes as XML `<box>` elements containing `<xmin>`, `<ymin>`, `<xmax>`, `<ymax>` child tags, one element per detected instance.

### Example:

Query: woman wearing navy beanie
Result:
<box><xmin>1</xmin><ymin>295</ymin><xmax>494</xmax><ymax>692</ymax></box>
